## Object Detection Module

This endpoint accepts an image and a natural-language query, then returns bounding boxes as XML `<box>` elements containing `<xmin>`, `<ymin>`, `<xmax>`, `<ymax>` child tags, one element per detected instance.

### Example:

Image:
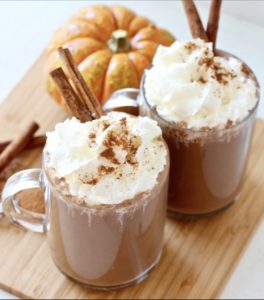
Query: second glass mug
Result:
<box><xmin>104</xmin><ymin>50</ymin><xmax>260</xmax><ymax>217</ymax></box>
<box><xmin>1</xmin><ymin>147</ymin><xmax>169</xmax><ymax>289</ymax></box>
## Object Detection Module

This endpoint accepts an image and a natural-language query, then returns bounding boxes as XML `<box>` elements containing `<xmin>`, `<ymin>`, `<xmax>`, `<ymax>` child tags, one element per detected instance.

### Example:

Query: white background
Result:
<box><xmin>0</xmin><ymin>1</ymin><xmax>264</xmax><ymax>299</ymax></box>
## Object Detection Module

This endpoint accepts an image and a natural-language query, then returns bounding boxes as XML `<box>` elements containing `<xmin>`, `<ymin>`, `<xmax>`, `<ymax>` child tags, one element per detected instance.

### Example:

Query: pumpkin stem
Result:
<box><xmin>107</xmin><ymin>29</ymin><xmax>130</xmax><ymax>53</ymax></box>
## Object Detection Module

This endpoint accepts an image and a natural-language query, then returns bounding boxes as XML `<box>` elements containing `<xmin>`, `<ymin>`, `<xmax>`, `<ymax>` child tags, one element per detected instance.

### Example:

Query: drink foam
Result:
<box><xmin>45</xmin><ymin>112</ymin><xmax>167</xmax><ymax>206</ymax></box>
<box><xmin>145</xmin><ymin>39</ymin><xmax>259</xmax><ymax>129</ymax></box>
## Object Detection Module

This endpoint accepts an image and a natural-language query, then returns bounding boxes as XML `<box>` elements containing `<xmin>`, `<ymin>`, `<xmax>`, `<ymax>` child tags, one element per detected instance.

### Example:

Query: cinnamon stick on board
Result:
<box><xmin>0</xmin><ymin>121</ymin><xmax>39</xmax><ymax>172</ymax></box>
<box><xmin>207</xmin><ymin>0</ymin><xmax>222</xmax><ymax>47</ymax></box>
<box><xmin>0</xmin><ymin>135</ymin><xmax>46</xmax><ymax>153</ymax></box>
<box><xmin>50</xmin><ymin>68</ymin><xmax>92</xmax><ymax>122</ymax></box>
<box><xmin>58</xmin><ymin>47</ymin><xmax>104</xmax><ymax>119</ymax></box>
<box><xmin>182</xmin><ymin>0</ymin><xmax>209</xmax><ymax>41</ymax></box>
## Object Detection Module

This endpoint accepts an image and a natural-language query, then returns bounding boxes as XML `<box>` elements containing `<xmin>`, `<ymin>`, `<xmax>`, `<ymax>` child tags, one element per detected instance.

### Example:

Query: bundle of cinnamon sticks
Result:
<box><xmin>50</xmin><ymin>47</ymin><xmax>104</xmax><ymax>122</ymax></box>
<box><xmin>182</xmin><ymin>0</ymin><xmax>222</xmax><ymax>49</ymax></box>
<box><xmin>0</xmin><ymin>46</ymin><xmax>104</xmax><ymax>173</ymax></box>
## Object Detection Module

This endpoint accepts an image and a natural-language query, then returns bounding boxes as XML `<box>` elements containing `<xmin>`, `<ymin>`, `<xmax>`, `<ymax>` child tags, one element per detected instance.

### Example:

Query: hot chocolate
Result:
<box><xmin>142</xmin><ymin>39</ymin><xmax>259</xmax><ymax>216</ymax></box>
<box><xmin>44</xmin><ymin>112</ymin><xmax>169</xmax><ymax>288</ymax></box>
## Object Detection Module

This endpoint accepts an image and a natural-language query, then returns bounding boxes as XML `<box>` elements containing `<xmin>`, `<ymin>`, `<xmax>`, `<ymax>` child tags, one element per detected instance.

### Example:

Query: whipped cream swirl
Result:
<box><xmin>145</xmin><ymin>39</ymin><xmax>258</xmax><ymax>129</ymax></box>
<box><xmin>45</xmin><ymin>113</ymin><xmax>167</xmax><ymax>206</ymax></box>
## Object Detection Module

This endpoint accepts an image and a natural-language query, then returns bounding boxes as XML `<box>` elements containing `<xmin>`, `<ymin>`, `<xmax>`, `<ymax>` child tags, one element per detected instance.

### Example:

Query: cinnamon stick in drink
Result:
<box><xmin>0</xmin><ymin>121</ymin><xmax>39</xmax><ymax>171</ymax></box>
<box><xmin>0</xmin><ymin>135</ymin><xmax>46</xmax><ymax>153</ymax></box>
<box><xmin>58</xmin><ymin>47</ymin><xmax>104</xmax><ymax>119</ymax></box>
<box><xmin>182</xmin><ymin>0</ymin><xmax>209</xmax><ymax>41</ymax></box>
<box><xmin>207</xmin><ymin>0</ymin><xmax>222</xmax><ymax>47</ymax></box>
<box><xmin>50</xmin><ymin>68</ymin><xmax>92</xmax><ymax>122</ymax></box>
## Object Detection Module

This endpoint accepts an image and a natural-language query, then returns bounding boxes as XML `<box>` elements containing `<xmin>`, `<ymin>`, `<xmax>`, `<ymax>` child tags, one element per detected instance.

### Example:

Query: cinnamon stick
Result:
<box><xmin>207</xmin><ymin>0</ymin><xmax>222</xmax><ymax>48</ymax></box>
<box><xmin>0</xmin><ymin>121</ymin><xmax>39</xmax><ymax>171</ymax></box>
<box><xmin>0</xmin><ymin>135</ymin><xmax>46</xmax><ymax>153</ymax></box>
<box><xmin>50</xmin><ymin>68</ymin><xmax>92</xmax><ymax>122</ymax></box>
<box><xmin>182</xmin><ymin>0</ymin><xmax>209</xmax><ymax>41</ymax></box>
<box><xmin>58</xmin><ymin>47</ymin><xmax>104</xmax><ymax>119</ymax></box>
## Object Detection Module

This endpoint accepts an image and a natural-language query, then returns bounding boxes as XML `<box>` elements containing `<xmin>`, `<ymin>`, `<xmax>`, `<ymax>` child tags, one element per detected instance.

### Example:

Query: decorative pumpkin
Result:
<box><xmin>45</xmin><ymin>4</ymin><xmax>175</xmax><ymax>108</ymax></box>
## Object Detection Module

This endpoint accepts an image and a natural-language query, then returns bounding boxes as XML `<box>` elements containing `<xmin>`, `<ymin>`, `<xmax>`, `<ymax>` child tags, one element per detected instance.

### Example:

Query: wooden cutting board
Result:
<box><xmin>0</xmin><ymin>54</ymin><xmax>263</xmax><ymax>299</ymax></box>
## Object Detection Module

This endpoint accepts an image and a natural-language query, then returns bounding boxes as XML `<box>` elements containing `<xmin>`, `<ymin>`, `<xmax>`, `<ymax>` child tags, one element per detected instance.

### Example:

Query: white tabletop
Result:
<box><xmin>0</xmin><ymin>1</ymin><xmax>264</xmax><ymax>299</ymax></box>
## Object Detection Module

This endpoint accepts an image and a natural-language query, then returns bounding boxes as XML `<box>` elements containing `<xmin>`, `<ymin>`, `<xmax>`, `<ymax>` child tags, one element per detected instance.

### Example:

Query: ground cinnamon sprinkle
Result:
<box><xmin>126</xmin><ymin>153</ymin><xmax>137</xmax><ymax>165</ymax></box>
<box><xmin>101</xmin><ymin>117</ymin><xmax>141</xmax><ymax>166</ymax></box>
<box><xmin>198</xmin><ymin>76</ymin><xmax>207</xmax><ymax>84</ymax></box>
<box><xmin>88</xmin><ymin>132</ymin><xmax>96</xmax><ymax>140</ymax></box>
<box><xmin>198</xmin><ymin>56</ymin><xmax>213</xmax><ymax>68</ymax></box>
<box><xmin>211</xmin><ymin>61</ymin><xmax>237</xmax><ymax>85</ymax></box>
<box><xmin>83</xmin><ymin>117</ymin><xmax>143</xmax><ymax>185</ymax></box>
<box><xmin>85</xmin><ymin>178</ymin><xmax>98</xmax><ymax>185</ymax></box>
<box><xmin>102</xmin><ymin>120</ymin><xmax>110</xmax><ymax>131</ymax></box>
<box><xmin>98</xmin><ymin>165</ymin><xmax>115</xmax><ymax>175</ymax></box>
<box><xmin>100</xmin><ymin>148</ymin><xmax>120</xmax><ymax>165</ymax></box>
<box><xmin>120</xmin><ymin>117</ymin><xmax>127</xmax><ymax>125</ymax></box>
<box><xmin>226</xmin><ymin>120</ymin><xmax>234</xmax><ymax>128</ymax></box>
<box><xmin>103</xmin><ymin>131</ymin><xmax>119</xmax><ymax>148</ymax></box>
<box><xmin>241</xmin><ymin>63</ymin><xmax>250</xmax><ymax>77</ymax></box>
<box><xmin>184</xmin><ymin>42</ymin><xmax>198</xmax><ymax>53</ymax></box>
<box><xmin>198</xmin><ymin>54</ymin><xmax>237</xmax><ymax>85</ymax></box>
<box><xmin>80</xmin><ymin>165</ymin><xmax>116</xmax><ymax>185</ymax></box>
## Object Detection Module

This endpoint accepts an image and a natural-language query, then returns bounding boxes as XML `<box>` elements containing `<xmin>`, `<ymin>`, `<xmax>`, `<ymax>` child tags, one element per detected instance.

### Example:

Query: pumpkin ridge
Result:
<box><xmin>128</xmin><ymin>52</ymin><xmax>150</xmax><ymax>83</ymax></box>
<box><xmin>102</xmin><ymin>53</ymin><xmax>138</xmax><ymax>102</ymax></box>
<box><xmin>129</xmin><ymin>50</ymin><xmax>150</xmax><ymax>63</ymax></box>
<box><xmin>100</xmin><ymin>53</ymin><xmax>115</xmax><ymax>101</ymax></box>
<box><xmin>109</xmin><ymin>4</ymin><xmax>136</xmax><ymax>31</ymax></box>
<box><xmin>106</xmin><ymin>6</ymin><xmax>119</xmax><ymax>31</ymax></box>
<box><xmin>132</xmin><ymin>27</ymin><xmax>175</xmax><ymax>47</ymax></box>
<box><xmin>127</xmin><ymin>54</ymin><xmax>141</xmax><ymax>83</ymax></box>
<box><xmin>46</xmin><ymin>20</ymin><xmax>106</xmax><ymax>55</ymax></box>
<box><xmin>78</xmin><ymin>5</ymin><xmax>116</xmax><ymax>41</ymax></box>
<box><xmin>76</xmin><ymin>18</ymin><xmax>109</xmax><ymax>41</ymax></box>
<box><xmin>80</xmin><ymin>49</ymin><xmax>113</xmax><ymax>102</ymax></box>
<box><xmin>72</xmin><ymin>19</ymin><xmax>106</xmax><ymax>42</ymax></box>
<box><xmin>100</xmin><ymin>59</ymin><xmax>113</xmax><ymax>102</ymax></box>
<box><xmin>79</xmin><ymin>19</ymin><xmax>110</xmax><ymax>42</ymax></box>
<box><xmin>125</xmin><ymin>12</ymin><xmax>136</xmax><ymax>31</ymax></box>
<box><xmin>63</xmin><ymin>36</ymin><xmax>106</xmax><ymax>46</ymax></box>
<box><xmin>47</xmin><ymin>19</ymin><xmax>106</xmax><ymax>54</ymax></box>
<box><xmin>97</xmin><ymin>4</ymin><xmax>118</xmax><ymax>33</ymax></box>
<box><xmin>61</xmin><ymin>37</ymin><xmax>107</xmax><ymax>65</ymax></box>
<box><xmin>131</xmin><ymin>40</ymin><xmax>160</xmax><ymax>60</ymax></box>
<box><xmin>127</xmin><ymin>14</ymin><xmax>155</xmax><ymax>38</ymax></box>
<box><xmin>128</xmin><ymin>15</ymin><xmax>153</xmax><ymax>38</ymax></box>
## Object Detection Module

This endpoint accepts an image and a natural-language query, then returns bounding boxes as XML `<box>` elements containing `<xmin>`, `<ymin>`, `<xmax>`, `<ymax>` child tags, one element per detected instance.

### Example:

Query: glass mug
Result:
<box><xmin>104</xmin><ymin>50</ymin><xmax>260</xmax><ymax>217</ymax></box>
<box><xmin>1</xmin><ymin>148</ymin><xmax>169</xmax><ymax>289</ymax></box>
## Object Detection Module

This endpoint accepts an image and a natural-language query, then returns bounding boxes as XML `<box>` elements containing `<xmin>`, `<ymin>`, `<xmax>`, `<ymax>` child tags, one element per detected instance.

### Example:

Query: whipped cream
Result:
<box><xmin>45</xmin><ymin>113</ymin><xmax>167</xmax><ymax>206</ymax></box>
<box><xmin>145</xmin><ymin>39</ymin><xmax>259</xmax><ymax>129</ymax></box>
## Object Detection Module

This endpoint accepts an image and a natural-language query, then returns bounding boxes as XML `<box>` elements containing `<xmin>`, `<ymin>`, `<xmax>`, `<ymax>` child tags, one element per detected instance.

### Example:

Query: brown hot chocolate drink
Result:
<box><xmin>142</xmin><ymin>39</ymin><xmax>260</xmax><ymax>217</ymax></box>
<box><xmin>44</xmin><ymin>112</ymin><xmax>169</xmax><ymax>288</ymax></box>
<box><xmin>160</xmin><ymin>115</ymin><xmax>257</xmax><ymax>215</ymax></box>
<box><xmin>46</xmin><ymin>165</ymin><xmax>168</xmax><ymax>288</ymax></box>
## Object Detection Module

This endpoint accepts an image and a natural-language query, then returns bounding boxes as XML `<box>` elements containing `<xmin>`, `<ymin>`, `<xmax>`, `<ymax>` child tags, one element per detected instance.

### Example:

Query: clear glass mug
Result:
<box><xmin>1</xmin><ymin>148</ymin><xmax>169</xmax><ymax>289</ymax></box>
<box><xmin>104</xmin><ymin>51</ymin><xmax>260</xmax><ymax>217</ymax></box>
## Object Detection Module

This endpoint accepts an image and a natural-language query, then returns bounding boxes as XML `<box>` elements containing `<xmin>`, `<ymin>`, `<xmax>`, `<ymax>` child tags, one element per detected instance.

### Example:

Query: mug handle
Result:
<box><xmin>103</xmin><ymin>88</ymin><xmax>140</xmax><ymax>115</ymax></box>
<box><xmin>1</xmin><ymin>88</ymin><xmax>141</xmax><ymax>234</ymax></box>
<box><xmin>1</xmin><ymin>169</ymin><xmax>47</xmax><ymax>233</ymax></box>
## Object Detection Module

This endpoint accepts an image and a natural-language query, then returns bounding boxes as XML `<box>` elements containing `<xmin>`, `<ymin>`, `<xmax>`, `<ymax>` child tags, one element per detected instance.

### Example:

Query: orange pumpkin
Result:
<box><xmin>45</xmin><ymin>4</ymin><xmax>175</xmax><ymax>107</ymax></box>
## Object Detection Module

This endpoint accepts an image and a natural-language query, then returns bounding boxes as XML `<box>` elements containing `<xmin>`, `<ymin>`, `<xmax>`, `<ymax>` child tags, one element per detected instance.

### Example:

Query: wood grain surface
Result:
<box><xmin>0</xmin><ymin>55</ymin><xmax>263</xmax><ymax>299</ymax></box>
